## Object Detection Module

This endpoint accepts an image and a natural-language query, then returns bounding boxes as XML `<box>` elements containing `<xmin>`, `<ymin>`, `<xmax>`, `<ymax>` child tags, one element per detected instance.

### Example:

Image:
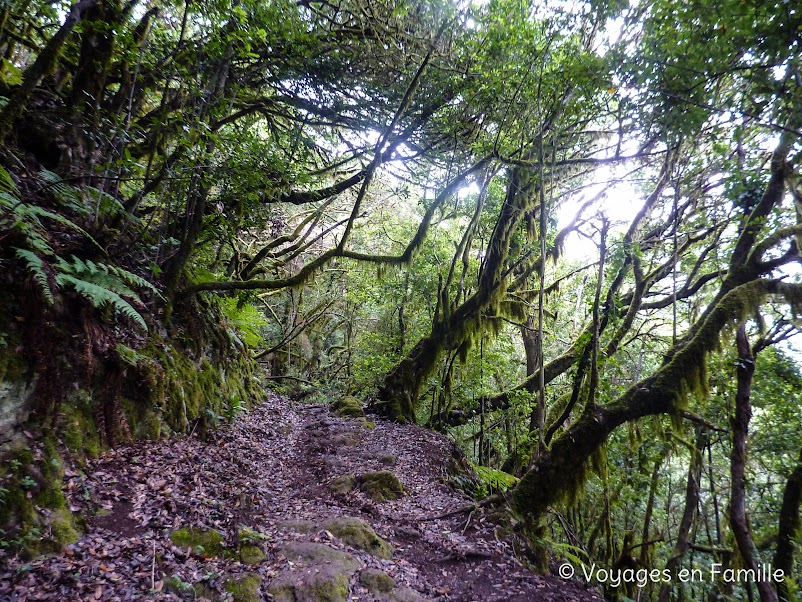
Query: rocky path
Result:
<box><xmin>0</xmin><ymin>394</ymin><xmax>603</xmax><ymax>601</ymax></box>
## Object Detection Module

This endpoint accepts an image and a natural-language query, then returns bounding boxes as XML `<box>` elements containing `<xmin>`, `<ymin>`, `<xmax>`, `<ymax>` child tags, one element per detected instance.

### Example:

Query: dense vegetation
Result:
<box><xmin>0</xmin><ymin>0</ymin><xmax>801</xmax><ymax>599</ymax></box>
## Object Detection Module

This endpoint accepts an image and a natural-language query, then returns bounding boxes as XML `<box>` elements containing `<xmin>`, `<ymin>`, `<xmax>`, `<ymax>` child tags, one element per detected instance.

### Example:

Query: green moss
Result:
<box><xmin>323</xmin><ymin>517</ymin><xmax>392</xmax><ymax>559</ymax></box>
<box><xmin>0</xmin><ymin>342</ymin><xmax>27</xmax><ymax>382</ymax></box>
<box><xmin>170</xmin><ymin>527</ymin><xmax>226</xmax><ymax>557</ymax></box>
<box><xmin>225</xmin><ymin>572</ymin><xmax>261</xmax><ymax>602</ymax></box>
<box><xmin>357</xmin><ymin>471</ymin><xmax>404</xmax><ymax>502</ymax></box>
<box><xmin>137</xmin><ymin>336</ymin><xmax>258</xmax><ymax>438</ymax></box>
<box><xmin>0</xmin><ymin>440</ymin><xmax>83</xmax><ymax>554</ymax></box>
<box><xmin>121</xmin><ymin>397</ymin><xmax>162</xmax><ymax>440</ymax></box>
<box><xmin>239</xmin><ymin>544</ymin><xmax>266</xmax><ymax>565</ymax></box>
<box><xmin>359</xmin><ymin>568</ymin><xmax>395</xmax><ymax>593</ymax></box>
<box><xmin>62</xmin><ymin>392</ymin><xmax>102</xmax><ymax>458</ymax></box>
<box><xmin>331</xmin><ymin>395</ymin><xmax>365</xmax><ymax>418</ymax></box>
<box><xmin>46</xmin><ymin>507</ymin><xmax>80</xmax><ymax>548</ymax></box>
<box><xmin>269</xmin><ymin>567</ymin><xmax>350</xmax><ymax>602</ymax></box>
<box><xmin>355</xmin><ymin>417</ymin><xmax>375</xmax><ymax>430</ymax></box>
<box><xmin>329</xmin><ymin>474</ymin><xmax>356</xmax><ymax>495</ymax></box>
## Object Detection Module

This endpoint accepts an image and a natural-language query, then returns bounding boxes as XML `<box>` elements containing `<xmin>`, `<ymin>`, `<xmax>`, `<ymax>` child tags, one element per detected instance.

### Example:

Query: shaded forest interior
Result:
<box><xmin>0</xmin><ymin>0</ymin><xmax>801</xmax><ymax>600</ymax></box>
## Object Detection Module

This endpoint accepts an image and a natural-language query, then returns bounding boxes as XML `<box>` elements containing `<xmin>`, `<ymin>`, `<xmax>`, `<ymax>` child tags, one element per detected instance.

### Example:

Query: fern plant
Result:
<box><xmin>55</xmin><ymin>256</ymin><xmax>158</xmax><ymax>330</ymax></box>
<box><xmin>1</xmin><ymin>165</ymin><xmax>158</xmax><ymax>330</ymax></box>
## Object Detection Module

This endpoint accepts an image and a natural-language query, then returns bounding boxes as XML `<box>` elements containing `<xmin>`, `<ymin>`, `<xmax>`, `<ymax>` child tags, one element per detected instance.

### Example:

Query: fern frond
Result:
<box><xmin>15</xmin><ymin>248</ymin><xmax>54</xmax><ymax>304</ymax></box>
<box><xmin>85</xmin><ymin>187</ymin><xmax>126</xmax><ymax>218</ymax></box>
<box><xmin>115</xmin><ymin>343</ymin><xmax>144</xmax><ymax>367</ymax></box>
<box><xmin>16</xmin><ymin>222</ymin><xmax>54</xmax><ymax>255</ymax></box>
<box><xmin>105</xmin><ymin>264</ymin><xmax>161</xmax><ymax>297</ymax></box>
<box><xmin>0</xmin><ymin>165</ymin><xmax>19</xmax><ymax>195</ymax></box>
<box><xmin>58</xmin><ymin>256</ymin><xmax>159</xmax><ymax>299</ymax></box>
<box><xmin>55</xmin><ymin>274</ymin><xmax>148</xmax><ymax>330</ymax></box>
<box><xmin>38</xmin><ymin>169</ymin><xmax>85</xmax><ymax>213</ymax></box>
<box><xmin>25</xmin><ymin>206</ymin><xmax>105</xmax><ymax>253</ymax></box>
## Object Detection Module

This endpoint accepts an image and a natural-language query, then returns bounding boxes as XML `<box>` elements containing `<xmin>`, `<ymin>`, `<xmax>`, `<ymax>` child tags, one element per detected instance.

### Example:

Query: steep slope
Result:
<box><xmin>0</xmin><ymin>393</ymin><xmax>602</xmax><ymax>601</ymax></box>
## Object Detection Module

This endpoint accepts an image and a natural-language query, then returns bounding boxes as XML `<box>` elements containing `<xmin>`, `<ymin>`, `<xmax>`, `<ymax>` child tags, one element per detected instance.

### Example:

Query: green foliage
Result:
<box><xmin>55</xmin><ymin>257</ymin><xmax>152</xmax><ymax>330</ymax></box>
<box><xmin>220</xmin><ymin>298</ymin><xmax>269</xmax><ymax>348</ymax></box>
<box><xmin>472</xmin><ymin>464</ymin><xmax>519</xmax><ymax>497</ymax></box>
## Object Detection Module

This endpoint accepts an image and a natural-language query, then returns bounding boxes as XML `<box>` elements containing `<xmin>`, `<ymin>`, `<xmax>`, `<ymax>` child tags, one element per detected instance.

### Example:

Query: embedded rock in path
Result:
<box><xmin>225</xmin><ymin>572</ymin><xmax>261</xmax><ymax>602</ymax></box>
<box><xmin>269</xmin><ymin>541</ymin><xmax>363</xmax><ymax>602</ymax></box>
<box><xmin>331</xmin><ymin>395</ymin><xmax>365</xmax><ymax>418</ymax></box>
<box><xmin>323</xmin><ymin>516</ymin><xmax>393</xmax><ymax>559</ymax></box>
<box><xmin>328</xmin><ymin>474</ymin><xmax>356</xmax><ymax>495</ymax></box>
<box><xmin>357</xmin><ymin>470</ymin><xmax>404</xmax><ymax>501</ymax></box>
<box><xmin>359</xmin><ymin>568</ymin><xmax>395</xmax><ymax>593</ymax></box>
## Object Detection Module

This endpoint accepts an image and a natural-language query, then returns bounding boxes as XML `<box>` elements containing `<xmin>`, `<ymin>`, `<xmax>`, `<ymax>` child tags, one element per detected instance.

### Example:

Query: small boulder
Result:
<box><xmin>379</xmin><ymin>454</ymin><xmax>397</xmax><ymax>466</ymax></box>
<box><xmin>225</xmin><ymin>572</ymin><xmax>261</xmax><ymax>602</ymax></box>
<box><xmin>269</xmin><ymin>563</ymin><xmax>351</xmax><ymax>602</ymax></box>
<box><xmin>170</xmin><ymin>527</ymin><xmax>226</xmax><ymax>558</ymax></box>
<box><xmin>331</xmin><ymin>395</ymin><xmax>365</xmax><ymax>418</ymax></box>
<box><xmin>281</xmin><ymin>541</ymin><xmax>363</xmax><ymax>572</ymax></box>
<box><xmin>357</xmin><ymin>471</ymin><xmax>404</xmax><ymax>502</ymax></box>
<box><xmin>270</xmin><ymin>542</ymin><xmax>363</xmax><ymax>602</ymax></box>
<box><xmin>359</xmin><ymin>568</ymin><xmax>395</xmax><ymax>593</ymax></box>
<box><xmin>328</xmin><ymin>474</ymin><xmax>356</xmax><ymax>495</ymax></box>
<box><xmin>323</xmin><ymin>517</ymin><xmax>393</xmax><ymax>559</ymax></box>
<box><xmin>239</xmin><ymin>544</ymin><xmax>266</xmax><ymax>565</ymax></box>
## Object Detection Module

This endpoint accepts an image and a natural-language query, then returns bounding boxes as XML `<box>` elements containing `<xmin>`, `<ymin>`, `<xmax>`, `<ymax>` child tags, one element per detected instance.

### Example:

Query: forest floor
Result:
<box><xmin>0</xmin><ymin>393</ymin><xmax>604</xmax><ymax>602</ymax></box>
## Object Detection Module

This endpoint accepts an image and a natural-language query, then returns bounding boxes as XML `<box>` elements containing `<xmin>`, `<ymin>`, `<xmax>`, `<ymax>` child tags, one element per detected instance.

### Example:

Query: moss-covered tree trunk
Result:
<box><xmin>511</xmin><ymin>137</ymin><xmax>792</xmax><ymax>521</ymax></box>
<box><xmin>376</xmin><ymin>167</ymin><xmax>539</xmax><ymax>421</ymax></box>
<box><xmin>657</xmin><ymin>427</ymin><xmax>705</xmax><ymax>602</ymax></box>
<box><xmin>730</xmin><ymin>325</ymin><xmax>779</xmax><ymax>602</ymax></box>
<box><xmin>774</xmin><ymin>449</ymin><xmax>802</xmax><ymax>602</ymax></box>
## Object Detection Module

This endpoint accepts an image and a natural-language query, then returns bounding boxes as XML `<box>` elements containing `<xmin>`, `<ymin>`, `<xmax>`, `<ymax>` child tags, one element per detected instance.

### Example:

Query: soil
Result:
<box><xmin>0</xmin><ymin>393</ymin><xmax>604</xmax><ymax>601</ymax></box>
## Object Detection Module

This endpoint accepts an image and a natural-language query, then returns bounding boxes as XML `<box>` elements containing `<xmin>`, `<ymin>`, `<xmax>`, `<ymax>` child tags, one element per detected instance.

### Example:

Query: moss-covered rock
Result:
<box><xmin>269</xmin><ymin>564</ymin><xmax>352</xmax><ymax>602</ymax></box>
<box><xmin>359</xmin><ymin>568</ymin><xmax>395</xmax><ymax>593</ymax></box>
<box><xmin>239</xmin><ymin>544</ymin><xmax>266</xmax><ymax>565</ymax></box>
<box><xmin>355</xmin><ymin>417</ymin><xmax>375</xmax><ymax>430</ymax></box>
<box><xmin>281</xmin><ymin>541</ymin><xmax>362</xmax><ymax>571</ymax></box>
<box><xmin>331</xmin><ymin>395</ymin><xmax>364</xmax><ymax>418</ymax></box>
<box><xmin>270</xmin><ymin>542</ymin><xmax>363</xmax><ymax>602</ymax></box>
<box><xmin>170</xmin><ymin>527</ymin><xmax>226</xmax><ymax>557</ymax></box>
<box><xmin>357</xmin><ymin>471</ymin><xmax>404</xmax><ymax>502</ymax></box>
<box><xmin>332</xmin><ymin>433</ymin><xmax>362</xmax><ymax>447</ymax></box>
<box><xmin>225</xmin><ymin>572</ymin><xmax>261</xmax><ymax>602</ymax></box>
<box><xmin>323</xmin><ymin>517</ymin><xmax>392</xmax><ymax>559</ymax></box>
<box><xmin>328</xmin><ymin>474</ymin><xmax>356</xmax><ymax>495</ymax></box>
<box><xmin>0</xmin><ymin>437</ymin><xmax>83</xmax><ymax>554</ymax></box>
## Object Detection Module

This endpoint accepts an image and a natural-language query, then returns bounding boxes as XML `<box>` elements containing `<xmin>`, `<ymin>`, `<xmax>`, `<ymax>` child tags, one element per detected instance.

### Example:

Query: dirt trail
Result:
<box><xmin>0</xmin><ymin>394</ymin><xmax>603</xmax><ymax>601</ymax></box>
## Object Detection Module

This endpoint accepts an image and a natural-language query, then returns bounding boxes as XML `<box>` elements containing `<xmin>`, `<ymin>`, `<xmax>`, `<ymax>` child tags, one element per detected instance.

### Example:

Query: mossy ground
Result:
<box><xmin>331</xmin><ymin>395</ymin><xmax>364</xmax><ymax>418</ymax></box>
<box><xmin>359</xmin><ymin>568</ymin><xmax>395</xmax><ymax>593</ymax></box>
<box><xmin>328</xmin><ymin>474</ymin><xmax>356</xmax><ymax>495</ymax></box>
<box><xmin>225</xmin><ymin>572</ymin><xmax>261</xmax><ymax>602</ymax></box>
<box><xmin>169</xmin><ymin>526</ymin><xmax>267</xmax><ymax>565</ymax></box>
<box><xmin>0</xmin><ymin>437</ymin><xmax>82</xmax><ymax>554</ymax></box>
<box><xmin>323</xmin><ymin>517</ymin><xmax>393</xmax><ymax>559</ymax></box>
<box><xmin>357</xmin><ymin>471</ymin><xmax>404</xmax><ymax>502</ymax></box>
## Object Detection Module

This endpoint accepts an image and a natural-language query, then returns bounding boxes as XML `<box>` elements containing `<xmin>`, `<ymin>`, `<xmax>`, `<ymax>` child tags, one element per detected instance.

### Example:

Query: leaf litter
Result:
<box><xmin>0</xmin><ymin>393</ymin><xmax>603</xmax><ymax>601</ymax></box>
